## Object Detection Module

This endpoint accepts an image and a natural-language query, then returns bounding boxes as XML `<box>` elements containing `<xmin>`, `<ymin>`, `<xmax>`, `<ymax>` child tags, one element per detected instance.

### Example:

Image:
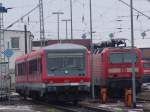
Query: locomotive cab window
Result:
<box><xmin>109</xmin><ymin>52</ymin><xmax>138</xmax><ymax>63</ymax></box>
<box><xmin>143</xmin><ymin>63</ymin><xmax>150</xmax><ymax>68</ymax></box>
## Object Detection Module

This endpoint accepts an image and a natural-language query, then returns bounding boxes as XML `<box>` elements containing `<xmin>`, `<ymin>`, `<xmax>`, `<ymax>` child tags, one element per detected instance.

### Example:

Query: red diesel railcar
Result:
<box><xmin>15</xmin><ymin>43</ymin><xmax>90</xmax><ymax>103</ymax></box>
<box><xmin>93</xmin><ymin>47</ymin><xmax>143</xmax><ymax>98</ymax></box>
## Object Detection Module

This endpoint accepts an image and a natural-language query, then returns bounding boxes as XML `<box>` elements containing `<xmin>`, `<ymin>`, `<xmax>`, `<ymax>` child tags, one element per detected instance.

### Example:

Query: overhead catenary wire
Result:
<box><xmin>9</xmin><ymin>0</ymin><xmax>69</xmax><ymax>34</ymax></box>
<box><xmin>23</xmin><ymin>0</ymin><xmax>69</xmax><ymax>38</ymax></box>
<box><xmin>119</xmin><ymin>0</ymin><xmax>150</xmax><ymax>19</ymax></box>
<box><xmin>5</xmin><ymin>4</ymin><xmax>39</xmax><ymax>30</ymax></box>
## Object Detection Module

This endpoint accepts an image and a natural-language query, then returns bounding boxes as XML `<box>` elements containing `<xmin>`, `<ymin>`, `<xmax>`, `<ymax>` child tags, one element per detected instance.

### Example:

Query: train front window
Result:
<box><xmin>109</xmin><ymin>52</ymin><xmax>137</xmax><ymax>63</ymax></box>
<box><xmin>143</xmin><ymin>63</ymin><xmax>150</xmax><ymax>68</ymax></box>
<box><xmin>46</xmin><ymin>52</ymin><xmax>85</xmax><ymax>76</ymax></box>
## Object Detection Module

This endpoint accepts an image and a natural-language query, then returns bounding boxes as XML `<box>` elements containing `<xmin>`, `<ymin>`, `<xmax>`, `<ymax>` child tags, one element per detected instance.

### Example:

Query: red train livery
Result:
<box><xmin>15</xmin><ymin>43</ymin><xmax>90</xmax><ymax>102</ymax></box>
<box><xmin>142</xmin><ymin>60</ymin><xmax>150</xmax><ymax>83</ymax></box>
<box><xmin>93</xmin><ymin>47</ymin><xmax>143</xmax><ymax>98</ymax></box>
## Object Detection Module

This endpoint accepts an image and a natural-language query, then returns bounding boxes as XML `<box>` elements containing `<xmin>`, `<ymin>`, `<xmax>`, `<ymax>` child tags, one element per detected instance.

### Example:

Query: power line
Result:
<box><xmin>52</xmin><ymin>12</ymin><xmax>64</xmax><ymax>42</ymax></box>
<box><xmin>119</xmin><ymin>0</ymin><xmax>150</xmax><ymax>20</ymax></box>
<box><xmin>5</xmin><ymin>4</ymin><xmax>39</xmax><ymax>30</ymax></box>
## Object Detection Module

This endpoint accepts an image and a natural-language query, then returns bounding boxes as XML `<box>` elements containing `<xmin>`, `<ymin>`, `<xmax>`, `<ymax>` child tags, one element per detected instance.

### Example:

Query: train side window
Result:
<box><xmin>37</xmin><ymin>58</ymin><xmax>42</xmax><ymax>74</ymax></box>
<box><xmin>18</xmin><ymin>63</ymin><xmax>21</xmax><ymax>75</ymax></box>
<box><xmin>29</xmin><ymin>59</ymin><xmax>38</xmax><ymax>74</ymax></box>
<box><xmin>23</xmin><ymin>63</ymin><xmax>26</xmax><ymax>75</ymax></box>
<box><xmin>15</xmin><ymin>64</ymin><xmax>18</xmax><ymax>76</ymax></box>
<box><xmin>39</xmin><ymin>58</ymin><xmax>42</xmax><ymax>74</ymax></box>
<box><xmin>41</xmin><ymin>59</ymin><xmax>42</xmax><ymax>73</ymax></box>
<box><xmin>18</xmin><ymin>62</ymin><xmax>26</xmax><ymax>76</ymax></box>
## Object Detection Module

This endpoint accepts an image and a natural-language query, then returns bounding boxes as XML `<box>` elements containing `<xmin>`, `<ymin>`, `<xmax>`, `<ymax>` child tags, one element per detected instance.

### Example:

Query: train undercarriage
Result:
<box><xmin>94</xmin><ymin>78</ymin><xmax>142</xmax><ymax>99</ymax></box>
<box><xmin>16</xmin><ymin>84</ymin><xmax>90</xmax><ymax>104</ymax></box>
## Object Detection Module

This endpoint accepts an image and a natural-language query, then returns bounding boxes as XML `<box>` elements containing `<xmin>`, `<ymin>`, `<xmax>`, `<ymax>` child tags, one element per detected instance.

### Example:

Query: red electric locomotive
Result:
<box><xmin>142</xmin><ymin>60</ymin><xmax>150</xmax><ymax>83</ymax></box>
<box><xmin>15</xmin><ymin>43</ymin><xmax>90</xmax><ymax>103</ymax></box>
<box><xmin>93</xmin><ymin>47</ymin><xmax>143</xmax><ymax>98</ymax></box>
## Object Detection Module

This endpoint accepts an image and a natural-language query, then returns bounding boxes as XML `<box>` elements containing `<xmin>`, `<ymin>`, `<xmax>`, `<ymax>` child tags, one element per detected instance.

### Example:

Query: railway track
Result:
<box><xmin>48</xmin><ymin>103</ymin><xmax>114</xmax><ymax>112</ymax></box>
<box><xmin>29</xmin><ymin>99</ymin><xmax>114</xmax><ymax>112</ymax></box>
<box><xmin>17</xmin><ymin>90</ymin><xmax>150</xmax><ymax>112</ymax></box>
<box><xmin>49</xmin><ymin>91</ymin><xmax>149</xmax><ymax>112</ymax></box>
<box><xmin>137</xmin><ymin>90</ymin><xmax>150</xmax><ymax>102</ymax></box>
<box><xmin>136</xmin><ymin>91</ymin><xmax>150</xmax><ymax>112</ymax></box>
<box><xmin>4</xmin><ymin>93</ymin><xmax>113</xmax><ymax>112</ymax></box>
<box><xmin>27</xmin><ymin>97</ymin><xmax>146</xmax><ymax>112</ymax></box>
<box><xmin>50</xmin><ymin>104</ymin><xmax>97</xmax><ymax>112</ymax></box>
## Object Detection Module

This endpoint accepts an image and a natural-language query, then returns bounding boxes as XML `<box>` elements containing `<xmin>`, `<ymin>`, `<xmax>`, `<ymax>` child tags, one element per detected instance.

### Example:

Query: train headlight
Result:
<box><xmin>78</xmin><ymin>86</ymin><xmax>83</xmax><ymax>90</ymax></box>
<box><xmin>84</xmin><ymin>86</ymin><xmax>90</xmax><ymax>91</ymax></box>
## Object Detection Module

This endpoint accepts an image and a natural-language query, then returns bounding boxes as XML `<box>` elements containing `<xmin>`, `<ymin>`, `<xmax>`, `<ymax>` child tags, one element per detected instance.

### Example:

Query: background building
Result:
<box><xmin>4</xmin><ymin>30</ymin><xmax>33</xmax><ymax>88</ymax></box>
<box><xmin>32</xmin><ymin>39</ymin><xmax>91</xmax><ymax>51</ymax></box>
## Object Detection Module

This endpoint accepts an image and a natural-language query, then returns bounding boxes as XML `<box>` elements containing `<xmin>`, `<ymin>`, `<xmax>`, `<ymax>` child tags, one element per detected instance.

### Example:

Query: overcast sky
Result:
<box><xmin>2</xmin><ymin>0</ymin><xmax>150</xmax><ymax>47</ymax></box>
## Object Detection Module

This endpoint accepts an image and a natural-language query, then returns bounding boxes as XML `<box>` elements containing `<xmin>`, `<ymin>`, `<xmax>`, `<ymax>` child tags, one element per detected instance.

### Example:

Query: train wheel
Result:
<box><xmin>73</xmin><ymin>100</ymin><xmax>78</xmax><ymax>105</ymax></box>
<box><xmin>23</xmin><ymin>90</ymin><xmax>27</xmax><ymax>100</ymax></box>
<box><xmin>43</xmin><ymin>93</ymin><xmax>50</xmax><ymax>102</ymax></box>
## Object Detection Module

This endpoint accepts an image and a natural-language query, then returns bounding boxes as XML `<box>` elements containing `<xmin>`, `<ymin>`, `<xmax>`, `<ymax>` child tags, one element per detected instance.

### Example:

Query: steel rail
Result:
<box><xmin>26</xmin><ymin>98</ymin><xmax>113</xmax><ymax>112</ymax></box>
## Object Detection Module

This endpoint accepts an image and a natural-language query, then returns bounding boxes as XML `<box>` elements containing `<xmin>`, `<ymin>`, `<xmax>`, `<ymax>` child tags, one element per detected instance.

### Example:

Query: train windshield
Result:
<box><xmin>143</xmin><ymin>63</ymin><xmax>150</xmax><ymax>68</ymax></box>
<box><xmin>46</xmin><ymin>52</ymin><xmax>85</xmax><ymax>76</ymax></box>
<box><xmin>109</xmin><ymin>52</ymin><xmax>138</xmax><ymax>64</ymax></box>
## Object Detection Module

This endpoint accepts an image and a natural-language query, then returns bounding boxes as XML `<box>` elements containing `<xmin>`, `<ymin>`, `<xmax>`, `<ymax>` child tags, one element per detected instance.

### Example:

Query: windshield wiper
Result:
<box><xmin>66</xmin><ymin>66</ymin><xmax>83</xmax><ymax>70</ymax></box>
<box><xmin>49</xmin><ymin>67</ymin><xmax>62</xmax><ymax>71</ymax></box>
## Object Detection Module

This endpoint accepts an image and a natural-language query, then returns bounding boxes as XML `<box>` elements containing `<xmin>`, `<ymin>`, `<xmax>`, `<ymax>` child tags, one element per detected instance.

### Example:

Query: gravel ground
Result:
<box><xmin>137</xmin><ymin>90</ymin><xmax>150</xmax><ymax>100</ymax></box>
<box><xmin>0</xmin><ymin>93</ymin><xmax>62</xmax><ymax>112</ymax></box>
<box><xmin>0</xmin><ymin>91</ymin><xmax>150</xmax><ymax>112</ymax></box>
<box><xmin>0</xmin><ymin>102</ymin><xmax>62</xmax><ymax>112</ymax></box>
<box><xmin>0</xmin><ymin>106</ymin><xmax>61</xmax><ymax>112</ymax></box>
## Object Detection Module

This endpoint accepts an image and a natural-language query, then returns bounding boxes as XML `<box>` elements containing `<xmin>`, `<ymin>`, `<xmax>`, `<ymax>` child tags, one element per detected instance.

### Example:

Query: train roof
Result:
<box><xmin>103</xmin><ymin>47</ymin><xmax>139</xmax><ymax>50</ymax></box>
<box><xmin>43</xmin><ymin>43</ymin><xmax>87</xmax><ymax>50</ymax></box>
<box><xmin>15</xmin><ymin>54</ymin><xmax>27</xmax><ymax>62</ymax></box>
<box><xmin>94</xmin><ymin>47</ymin><xmax>140</xmax><ymax>54</ymax></box>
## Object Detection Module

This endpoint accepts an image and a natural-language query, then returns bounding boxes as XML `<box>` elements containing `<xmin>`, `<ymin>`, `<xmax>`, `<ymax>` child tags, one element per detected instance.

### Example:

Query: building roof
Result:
<box><xmin>3</xmin><ymin>29</ymin><xmax>31</xmax><ymax>33</ymax></box>
<box><xmin>32</xmin><ymin>39</ymin><xmax>91</xmax><ymax>50</ymax></box>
